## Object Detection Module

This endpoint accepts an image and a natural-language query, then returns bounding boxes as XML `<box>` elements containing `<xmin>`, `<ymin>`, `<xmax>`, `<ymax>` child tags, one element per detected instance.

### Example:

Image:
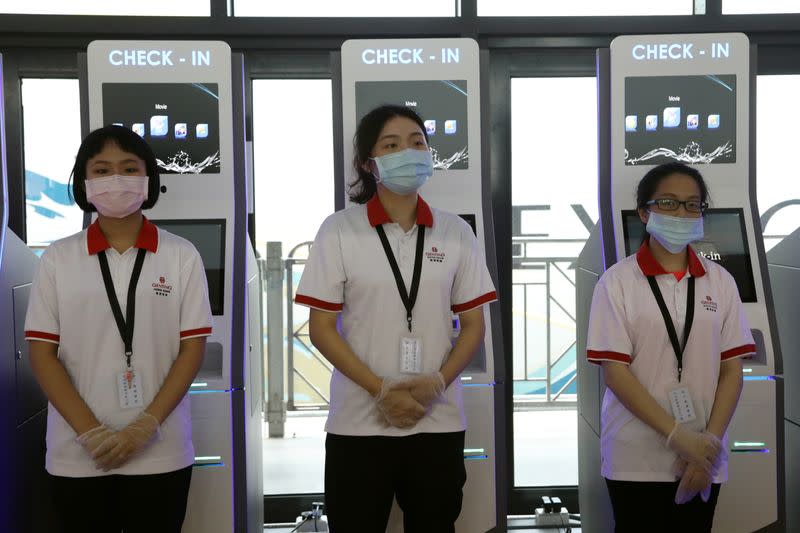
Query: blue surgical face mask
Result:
<box><xmin>371</xmin><ymin>149</ymin><xmax>434</xmax><ymax>195</ymax></box>
<box><xmin>646</xmin><ymin>211</ymin><xmax>705</xmax><ymax>254</ymax></box>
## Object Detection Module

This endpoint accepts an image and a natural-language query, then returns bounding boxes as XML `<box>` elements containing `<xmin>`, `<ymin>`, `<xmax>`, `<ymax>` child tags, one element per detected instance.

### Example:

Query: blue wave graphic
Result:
<box><xmin>25</xmin><ymin>170</ymin><xmax>73</xmax><ymax>206</ymax></box>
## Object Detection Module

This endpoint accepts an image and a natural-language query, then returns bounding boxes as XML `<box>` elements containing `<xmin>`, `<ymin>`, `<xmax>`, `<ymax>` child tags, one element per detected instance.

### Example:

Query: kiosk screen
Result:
<box><xmin>621</xmin><ymin>208</ymin><xmax>756</xmax><ymax>302</ymax></box>
<box><xmin>103</xmin><ymin>83</ymin><xmax>221</xmax><ymax>174</ymax></box>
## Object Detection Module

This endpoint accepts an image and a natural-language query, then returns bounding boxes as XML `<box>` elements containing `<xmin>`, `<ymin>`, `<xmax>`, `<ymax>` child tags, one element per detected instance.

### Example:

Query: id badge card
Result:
<box><xmin>668</xmin><ymin>386</ymin><xmax>697</xmax><ymax>424</ymax></box>
<box><xmin>117</xmin><ymin>367</ymin><xmax>144</xmax><ymax>409</ymax></box>
<box><xmin>400</xmin><ymin>337</ymin><xmax>422</xmax><ymax>374</ymax></box>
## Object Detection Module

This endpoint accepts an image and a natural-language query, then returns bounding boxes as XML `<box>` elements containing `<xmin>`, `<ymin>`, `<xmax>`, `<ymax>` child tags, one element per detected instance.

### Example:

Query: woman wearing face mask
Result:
<box><xmin>24</xmin><ymin>125</ymin><xmax>212</xmax><ymax>533</ymax></box>
<box><xmin>586</xmin><ymin>162</ymin><xmax>751</xmax><ymax>532</ymax></box>
<box><xmin>295</xmin><ymin>105</ymin><xmax>496</xmax><ymax>532</ymax></box>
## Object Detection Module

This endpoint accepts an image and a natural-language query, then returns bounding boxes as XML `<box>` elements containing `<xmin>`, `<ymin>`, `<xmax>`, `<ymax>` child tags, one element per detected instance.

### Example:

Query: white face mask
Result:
<box><xmin>85</xmin><ymin>175</ymin><xmax>149</xmax><ymax>218</ymax></box>
<box><xmin>646</xmin><ymin>211</ymin><xmax>705</xmax><ymax>254</ymax></box>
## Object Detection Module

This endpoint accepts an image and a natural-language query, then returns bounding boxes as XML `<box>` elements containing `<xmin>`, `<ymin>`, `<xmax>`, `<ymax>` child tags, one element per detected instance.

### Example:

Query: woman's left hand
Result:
<box><xmin>93</xmin><ymin>412</ymin><xmax>160</xmax><ymax>471</ymax></box>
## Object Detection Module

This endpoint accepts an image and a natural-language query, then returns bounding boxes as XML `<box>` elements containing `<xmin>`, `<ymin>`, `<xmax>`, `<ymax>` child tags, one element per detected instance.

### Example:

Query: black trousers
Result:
<box><xmin>325</xmin><ymin>431</ymin><xmax>467</xmax><ymax>533</ymax></box>
<box><xmin>606</xmin><ymin>478</ymin><xmax>722</xmax><ymax>533</ymax></box>
<box><xmin>50</xmin><ymin>466</ymin><xmax>192</xmax><ymax>533</ymax></box>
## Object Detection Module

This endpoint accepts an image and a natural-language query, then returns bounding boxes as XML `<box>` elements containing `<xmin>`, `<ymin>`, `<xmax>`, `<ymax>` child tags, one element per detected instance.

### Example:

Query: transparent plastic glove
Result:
<box><xmin>93</xmin><ymin>412</ymin><xmax>160</xmax><ymax>471</ymax></box>
<box><xmin>704</xmin><ymin>431</ymin><xmax>726</xmax><ymax>476</ymax></box>
<box><xmin>674</xmin><ymin>460</ymin><xmax>713</xmax><ymax>504</ymax></box>
<box><xmin>401</xmin><ymin>372</ymin><xmax>446</xmax><ymax>409</ymax></box>
<box><xmin>666</xmin><ymin>422</ymin><xmax>721</xmax><ymax>473</ymax></box>
<box><xmin>76</xmin><ymin>424</ymin><xmax>115</xmax><ymax>458</ymax></box>
<box><xmin>375</xmin><ymin>377</ymin><xmax>425</xmax><ymax>429</ymax></box>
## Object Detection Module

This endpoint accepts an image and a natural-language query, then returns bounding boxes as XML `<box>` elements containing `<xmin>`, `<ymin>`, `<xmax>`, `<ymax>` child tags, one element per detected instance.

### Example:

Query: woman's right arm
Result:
<box><xmin>29</xmin><ymin>341</ymin><xmax>101</xmax><ymax>435</ymax></box>
<box><xmin>308</xmin><ymin>309</ymin><xmax>383</xmax><ymax>397</ymax></box>
<box><xmin>601</xmin><ymin>361</ymin><xmax>675</xmax><ymax>437</ymax></box>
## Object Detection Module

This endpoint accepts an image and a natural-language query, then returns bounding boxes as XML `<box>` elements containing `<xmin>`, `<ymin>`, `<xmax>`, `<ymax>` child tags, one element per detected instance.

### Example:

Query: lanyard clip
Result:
<box><xmin>125</xmin><ymin>351</ymin><xmax>133</xmax><ymax>369</ymax></box>
<box><xmin>407</xmin><ymin>313</ymin><xmax>413</xmax><ymax>333</ymax></box>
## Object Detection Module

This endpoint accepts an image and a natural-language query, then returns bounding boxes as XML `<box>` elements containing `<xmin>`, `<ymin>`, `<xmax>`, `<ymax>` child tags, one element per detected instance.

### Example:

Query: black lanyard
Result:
<box><xmin>646</xmin><ymin>275</ymin><xmax>695</xmax><ymax>382</ymax></box>
<box><xmin>97</xmin><ymin>248</ymin><xmax>147</xmax><ymax>369</ymax></box>
<box><xmin>375</xmin><ymin>224</ymin><xmax>425</xmax><ymax>332</ymax></box>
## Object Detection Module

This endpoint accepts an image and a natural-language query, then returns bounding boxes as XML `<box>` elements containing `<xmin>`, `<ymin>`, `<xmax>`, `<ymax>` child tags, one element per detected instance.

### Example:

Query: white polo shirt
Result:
<box><xmin>25</xmin><ymin>217</ymin><xmax>213</xmax><ymax>477</ymax></box>
<box><xmin>587</xmin><ymin>239</ymin><xmax>755</xmax><ymax>483</ymax></box>
<box><xmin>295</xmin><ymin>195</ymin><xmax>497</xmax><ymax>437</ymax></box>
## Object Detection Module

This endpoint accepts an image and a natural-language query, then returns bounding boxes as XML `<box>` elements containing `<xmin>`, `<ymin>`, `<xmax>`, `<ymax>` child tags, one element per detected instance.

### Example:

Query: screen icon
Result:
<box><xmin>687</xmin><ymin>114</ymin><xmax>699</xmax><ymax>130</ymax></box>
<box><xmin>424</xmin><ymin>120</ymin><xmax>436</xmax><ymax>135</ymax></box>
<box><xmin>150</xmin><ymin>116</ymin><xmax>169</xmax><ymax>137</ymax></box>
<box><xmin>131</xmin><ymin>123</ymin><xmax>145</xmax><ymax>137</ymax></box>
<box><xmin>663</xmin><ymin>107</ymin><xmax>681</xmax><ymax>128</ymax></box>
<box><xmin>645</xmin><ymin>115</ymin><xmax>658</xmax><ymax>131</ymax></box>
<box><xmin>174</xmin><ymin>123</ymin><xmax>187</xmax><ymax>139</ymax></box>
<box><xmin>196</xmin><ymin>123</ymin><xmax>209</xmax><ymax>138</ymax></box>
<box><xmin>625</xmin><ymin>115</ymin><xmax>638</xmax><ymax>132</ymax></box>
<box><xmin>444</xmin><ymin>120</ymin><xmax>457</xmax><ymax>135</ymax></box>
<box><xmin>708</xmin><ymin>114</ymin><xmax>720</xmax><ymax>129</ymax></box>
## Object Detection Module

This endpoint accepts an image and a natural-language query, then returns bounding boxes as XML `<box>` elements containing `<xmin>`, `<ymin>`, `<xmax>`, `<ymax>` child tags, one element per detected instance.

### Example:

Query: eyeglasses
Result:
<box><xmin>646</xmin><ymin>198</ymin><xmax>708</xmax><ymax>213</ymax></box>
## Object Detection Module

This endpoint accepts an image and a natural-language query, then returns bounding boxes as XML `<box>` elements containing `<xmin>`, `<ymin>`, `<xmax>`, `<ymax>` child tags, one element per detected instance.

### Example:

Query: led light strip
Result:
<box><xmin>194</xmin><ymin>455</ymin><xmax>225</xmax><ymax>467</ymax></box>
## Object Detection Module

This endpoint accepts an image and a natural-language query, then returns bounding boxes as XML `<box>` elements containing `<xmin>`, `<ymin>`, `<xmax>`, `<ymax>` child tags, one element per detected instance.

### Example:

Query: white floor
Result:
<box><xmin>263</xmin><ymin>408</ymin><xmax>579</xmax><ymax>495</ymax></box>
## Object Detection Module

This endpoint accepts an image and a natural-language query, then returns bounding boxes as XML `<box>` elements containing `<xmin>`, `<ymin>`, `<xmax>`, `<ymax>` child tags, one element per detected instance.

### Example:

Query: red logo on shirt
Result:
<box><xmin>702</xmin><ymin>295</ymin><xmax>718</xmax><ymax>313</ymax></box>
<box><xmin>152</xmin><ymin>276</ymin><xmax>173</xmax><ymax>297</ymax></box>
<box><xmin>425</xmin><ymin>246</ymin><xmax>445</xmax><ymax>263</ymax></box>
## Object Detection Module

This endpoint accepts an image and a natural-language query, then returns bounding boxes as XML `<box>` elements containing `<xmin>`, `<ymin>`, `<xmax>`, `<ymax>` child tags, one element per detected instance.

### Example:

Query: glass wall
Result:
<box><xmin>756</xmin><ymin>75</ymin><xmax>800</xmax><ymax>251</ymax></box>
<box><xmin>1</xmin><ymin>0</ymin><xmax>209</xmax><ymax>15</ymax></box>
<box><xmin>480</xmin><ymin>0</ymin><xmax>692</xmax><ymax>16</ymax></box>
<box><xmin>724</xmin><ymin>0</ymin><xmax>800</xmax><ymax>14</ymax></box>
<box><xmin>21</xmin><ymin>78</ymin><xmax>84</xmax><ymax>248</ymax></box>
<box><xmin>252</xmin><ymin>79</ymin><xmax>334</xmax><ymax>495</ymax></box>
<box><xmin>236</xmin><ymin>0</ymin><xmax>457</xmax><ymax>17</ymax></box>
<box><xmin>511</xmin><ymin>77</ymin><xmax>597</xmax><ymax>487</ymax></box>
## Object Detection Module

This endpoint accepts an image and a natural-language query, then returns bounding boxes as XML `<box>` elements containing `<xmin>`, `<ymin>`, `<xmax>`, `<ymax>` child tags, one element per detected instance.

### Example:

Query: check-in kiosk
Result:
<box><xmin>577</xmin><ymin>33</ymin><xmax>785</xmax><ymax>533</ymax></box>
<box><xmin>767</xmin><ymin>230</ymin><xmax>799</xmax><ymax>533</ymax></box>
<box><xmin>338</xmin><ymin>38</ymin><xmax>505</xmax><ymax>532</ymax></box>
<box><xmin>0</xmin><ymin>53</ymin><xmax>52</xmax><ymax>533</ymax></box>
<box><xmin>83</xmin><ymin>41</ymin><xmax>263</xmax><ymax>533</ymax></box>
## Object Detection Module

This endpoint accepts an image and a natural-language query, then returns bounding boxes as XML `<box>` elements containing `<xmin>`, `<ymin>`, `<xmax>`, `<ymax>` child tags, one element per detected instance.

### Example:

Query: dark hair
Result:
<box><xmin>70</xmin><ymin>125</ymin><xmax>161</xmax><ymax>212</ymax></box>
<box><xmin>636</xmin><ymin>162</ymin><xmax>710</xmax><ymax>210</ymax></box>
<box><xmin>348</xmin><ymin>105</ymin><xmax>429</xmax><ymax>204</ymax></box>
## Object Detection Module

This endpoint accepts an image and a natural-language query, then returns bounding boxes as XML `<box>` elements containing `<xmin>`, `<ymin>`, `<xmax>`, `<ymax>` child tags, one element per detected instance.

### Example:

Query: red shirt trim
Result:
<box><xmin>295</xmin><ymin>294</ymin><xmax>344</xmax><ymax>312</ymax></box>
<box><xmin>587</xmin><ymin>350</ymin><xmax>632</xmax><ymax>365</ymax></box>
<box><xmin>180</xmin><ymin>327</ymin><xmax>213</xmax><ymax>339</ymax></box>
<box><xmin>636</xmin><ymin>238</ymin><xmax>706</xmax><ymax>278</ymax></box>
<box><xmin>366</xmin><ymin>194</ymin><xmax>434</xmax><ymax>228</ymax></box>
<box><xmin>87</xmin><ymin>216</ymin><xmax>159</xmax><ymax>255</ymax></box>
<box><xmin>721</xmin><ymin>344</ymin><xmax>757</xmax><ymax>360</ymax></box>
<box><xmin>451</xmin><ymin>291</ymin><xmax>498</xmax><ymax>314</ymax></box>
<box><xmin>25</xmin><ymin>330</ymin><xmax>60</xmax><ymax>343</ymax></box>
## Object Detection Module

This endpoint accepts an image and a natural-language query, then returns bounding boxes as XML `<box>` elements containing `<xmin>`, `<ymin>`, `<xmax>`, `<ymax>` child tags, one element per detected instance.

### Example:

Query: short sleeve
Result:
<box><xmin>586</xmin><ymin>275</ymin><xmax>633</xmax><ymax>365</ymax></box>
<box><xmin>24</xmin><ymin>251</ymin><xmax>61</xmax><ymax>344</ymax></box>
<box><xmin>179</xmin><ymin>247</ymin><xmax>213</xmax><ymax>340</ymax></box>
<box><xmin>719</xmin><ymin>275</ymin><xmax>756</xmax><ymax>361</ymax></box>
<box><xmin>295</xmin><ymin>216</ymin><xmax>346</xmax><ymax>313</ymax></box>
<box><xmin>450</xmin><ymin>220</ymin><xmax>497</xmax><ymax>314</ymax></box>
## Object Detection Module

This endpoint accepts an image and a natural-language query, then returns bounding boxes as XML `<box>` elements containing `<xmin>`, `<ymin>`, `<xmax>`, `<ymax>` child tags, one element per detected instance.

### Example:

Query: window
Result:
<box><xmin>21</xmin><ymin>79</ymin><xmax>84</xmax><ymax>248</ymax></box>
<box><xmin>511</xmin><ymin>77</ymin><xmax>598</xmax><ymax>487</ymax></box>
<box><xmin>235</xmin><ymin>0</ymin><xmax>457</xmax><ymax>17</ymax></box>
<box><xmin>253</xmin><ymin>79</ymin><xmax>334</xmax><ymax>495</ymax></box>
<box><xmin>724</xmin><ymin>0</ymin><xmax>800</xmax><ymax>14</ymax></box>
<box><xmin>479</xmin><ymin>0</ymin><xmax>692</xmax><ymax>16</ymax></box>
<box><xmin>1</xmin><ymin>0</ymin><xmax>209</xmax><ymax>16</ymax></box>
<box><xmin>757</xmin><ymin>75</ymin><xmax>800</xmax><ymax>251</ymax></box>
